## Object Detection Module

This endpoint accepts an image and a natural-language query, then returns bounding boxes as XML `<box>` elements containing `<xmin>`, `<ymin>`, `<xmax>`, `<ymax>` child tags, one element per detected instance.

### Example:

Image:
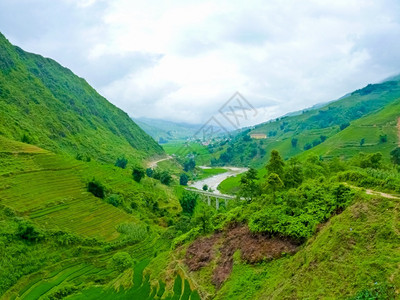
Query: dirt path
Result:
<box><xmin>147</xmin><ymin>155</ymin><xmax>173</xmax><ymax>168</ymax></box>
<box><xmin>345</xmin><ymin>183</ymin><xmax>400</xmax><ymax>200</ymax></box>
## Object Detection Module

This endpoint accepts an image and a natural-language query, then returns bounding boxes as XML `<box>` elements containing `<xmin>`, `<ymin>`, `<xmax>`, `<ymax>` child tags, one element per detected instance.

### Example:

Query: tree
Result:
<box><xmin>87</xmin><ymin>179</ymin><xmax>105</xmax><ymax>198</ymax></box>
<box><xmin>284</xmin><ymin>158</ymin><xmax>303</xmax><ymax>188</ymax></box>
<box><xmin>239</xmin><ymin>168</ymin><xmax>260</xmax><ymax>201</ymax></box>
<box><xmin>192</xmin><ymin>202</ymin><xmax>214</xmax><ymax>234</ymax></box>
<box><xmin>390</xmin><ymin>147</ymin><xmax>400</xmax><ymax>165</ymax></box>
<box><xmin>146</xmin><ymin>168</ymin><xmax>154</xmax><ymax>177</ymax></box>
<box><xmin>320</xmin><ymin>135</ymin><xmax>327</xmax><ymax>142</ymax></box>
<box><xmin>183</xmin><ymin>159</ymin><xmax>196</xmax><ymax>172</ymax></box>
<box><xmin>340</xmin><ymin>122</ymin><xmax>350</xmax><ymax>130</ymax></box>
<box><xmin>264</xmin><ymin>173</ymin><xmax>284</xmax><ymax>198</ymax></box>
<box><xmin>291</xmin><ymin>138</ymin><xmax>298</xmax><ymax>148</ymax></box>
<box><xmin>109</xmin><ymin>252</ymin><xmax>132</xmax><ymax>272</ymax></box>
<box><xmin>202</xmin><ymin>184</ymin><xmax>208</xmax><ymax>191</ymax></box>
<box><xmin>115</xmin><ymin>157</ymin><xmax>128</xmax><ymax>169</ymax></box>
<box><xmin>266</xmin><ymin>150</ymin><xmax>285</xmax><ymax>178</ymax></box>
<box><xmin>132</xmin><ymin>166</ymin><xmax>145</xmax><ymax>183</ymax></box>
<box><xmin>360</xmin><ymin>138</ymin><xmax>365</xmax><ymax>146</ymax></box>
<box><xmin>179</xmin><ymin>191</ymin><xmax>198</xmax><ymax>215</ymax></box>
<box><xmin>379</xmin><ymin>134</ymin><xmax>388</xmax><ymax>143</ymax></box>
<box><xmin>159</xmin><ymin>171</ymin><xmax>172</xmax><ymax>185</ymax></box>
<box><xmin>179</xmin><ymin>173</ymin><xmax>189</xmax><ymax>186</ymax></box>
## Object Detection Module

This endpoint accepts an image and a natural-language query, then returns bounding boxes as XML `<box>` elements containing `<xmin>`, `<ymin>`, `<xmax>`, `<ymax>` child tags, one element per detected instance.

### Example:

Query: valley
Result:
<box><xmin>1</xmin><ymin>14</ymin><xmax>400</xmax><ymax>300</ymax></box>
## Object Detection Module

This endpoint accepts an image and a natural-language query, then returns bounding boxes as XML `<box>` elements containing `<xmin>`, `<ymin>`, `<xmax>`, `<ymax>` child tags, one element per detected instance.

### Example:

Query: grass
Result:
<box><xmin>194</xmin><ymin>167</ymin><xmax>227</xmax><ymax>181</ymax></box>
<box><xmin>215</xmin><ymin>192</ymin><xmax>400</xmax><ymax>299</ymax></box>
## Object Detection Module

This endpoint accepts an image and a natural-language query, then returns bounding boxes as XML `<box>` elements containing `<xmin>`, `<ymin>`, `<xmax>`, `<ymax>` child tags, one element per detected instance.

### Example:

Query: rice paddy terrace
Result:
<box><xmin>0</xmin><ymin>137</ymin><xmax>199</xmax><ymax>299</ymax></box>
<box><xmin>0</xmin><ymin>136</ymin><xmax>137</xmax><ymax>241</ymax></box>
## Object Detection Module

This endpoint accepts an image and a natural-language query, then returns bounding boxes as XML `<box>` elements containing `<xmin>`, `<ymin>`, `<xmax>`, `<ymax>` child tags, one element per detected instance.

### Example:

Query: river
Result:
<box><xmin>189</xmin><ymin>166</ymin><xmax>248</xmax><ymax>194</ymax></box>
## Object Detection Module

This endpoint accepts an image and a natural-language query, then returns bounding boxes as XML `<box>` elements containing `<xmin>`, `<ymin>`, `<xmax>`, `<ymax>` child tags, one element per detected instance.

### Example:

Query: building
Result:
<box><xmin>250</xmin><ymin>133</ymin><xmax>267</xmax><ymax>139</ymax></box>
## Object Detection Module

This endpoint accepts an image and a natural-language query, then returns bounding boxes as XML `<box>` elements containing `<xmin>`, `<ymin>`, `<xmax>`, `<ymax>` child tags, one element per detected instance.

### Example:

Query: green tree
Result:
<box><xmin>160</xmin><ymin>171</ymin><xmax>172</xmax><ymax>185</ymax></box>
<box><xmin>192</xmin><ymin>202</ymin><xmax>214</xmax><ymax>233</ymax></box>
<box><xmin>390</xmin><ymin>147</ymin><xmax>400</xmax><ymax>165</ymax></box>
<box><xmin>87</xmin><ymin>179</ymin><xmax>105</xmax><ymax>198</ymax></box>
<box><xmin>291</xmin><ymin>138</ymin><xmax>298</xmax><ymax>148</ymax></box>
<box><xmin>266</xmin><ymin>150</ymin><xmax>285</xmax><ymax>178</ymax></box>
<box><xmin>179</xmin><ymin>173</ymin><xmax>189</xmax><ymax>186</ymax></box>
<box><xmin>264</xmin><ymin>173</ymin><xmax>284</xmax><ymax>198</ymax></box>
<box><xmin>115</xmin><ymin>157</ymin><xmax>128</xmax><ymax>169</ymax></box>
<box><xmin>183</xmin><ymin>159</ymin><xmax>196</xmax><ymax>172</ymax></box>
<box><xmin>284</xmin><ymin>158</ymin><xmax>303</xmax><ymax>188</ymax></box>
<box><xmin>202</xmin><ymin>184</ymin><xmax>208</xmax><ymax>191</ymax></box>
<box><xmin>146</xmin><ymin>168</ymin><xmax>154</xmax><ymax>177</ymax></box>
<box><xmin>132</xmin><ymin>166</ymin><xmax>145</xmax><ymax>182</ymax></box>
<box><xmin>109</xmin><ymin>252</ymin><xmax>132</xmax><ymax>272</ymax></box>
<box><xmin>360</xmin><ymin>138</ymin><xmax>365</xmax><ymax>146</ymax></box>
<box><xmin>239</xmin><ymin>168</ymin><xmax>260</xmax><ymax>201</ymax></box>
<box><xmin>179</xmin><ymin>191</ymin><xmax>198</xmax><ymax>215</ymax></box>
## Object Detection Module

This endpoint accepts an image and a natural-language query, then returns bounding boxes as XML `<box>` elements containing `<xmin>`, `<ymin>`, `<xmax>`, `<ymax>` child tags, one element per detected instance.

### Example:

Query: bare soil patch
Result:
<box><xmin>185</xmin><ymin>225</ymin><xmax>298</xmax><ymax>288</ymax></box>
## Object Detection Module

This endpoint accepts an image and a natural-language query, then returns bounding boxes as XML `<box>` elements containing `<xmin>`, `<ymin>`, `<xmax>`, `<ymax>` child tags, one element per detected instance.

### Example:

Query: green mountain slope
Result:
<box><xmin>0</xmin><ymin>32</ymin><xmax>163</xmax><ymax>163</ymax></box>
<box><xmin>303</xmin><ymin>98</ymin><xmax>400</xmax><ymax>160</ymax></box>
<box><xmin>134</xmin><ymin>117</ymin><xmax>202</xmax><ymax>143</ymax></box>
<box><xmin>213</xmin><ymin>79</ymin><xmax>400</xmax><ymax>167</ymax></box>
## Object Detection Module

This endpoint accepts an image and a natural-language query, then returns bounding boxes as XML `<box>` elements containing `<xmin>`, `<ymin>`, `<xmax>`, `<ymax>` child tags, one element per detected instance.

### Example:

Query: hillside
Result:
<box><xmin>211</xmin><ymin>79</ymin><xmax>400</xmax><ymax>167</ymax></box>
<box><xmin>0</xmin><ymin>32</ymin><xmax>163</xmax><ymax>164</ymax></box>
<box><xmin>134</xmin><ymin>117</ymin><xmax>203</xmax><ymax>143</ymax></box>
<box><xmin>303</xmin><ymin>97</ymin><xmax>400</xmax><ymax>160</ymax></box>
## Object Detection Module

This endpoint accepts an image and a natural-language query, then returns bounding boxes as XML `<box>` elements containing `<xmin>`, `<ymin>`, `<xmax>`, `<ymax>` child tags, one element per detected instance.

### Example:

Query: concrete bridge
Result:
<box><xmin>184</xmin><ymin>188</ymin><xmax>241</xmax><ymax>209</ymax></box>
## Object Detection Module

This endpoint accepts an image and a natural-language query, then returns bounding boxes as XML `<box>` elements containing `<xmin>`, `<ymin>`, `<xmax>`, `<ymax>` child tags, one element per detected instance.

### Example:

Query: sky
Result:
<box><xmin>1</xmin><ymin>0</ymin><xmax>400</xmax><ymax>128</ymax></box>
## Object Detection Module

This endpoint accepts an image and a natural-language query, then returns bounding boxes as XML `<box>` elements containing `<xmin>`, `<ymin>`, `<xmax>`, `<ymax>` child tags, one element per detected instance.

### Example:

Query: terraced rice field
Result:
<box><xmin>4</xmin><ymin>234</ymin><xmax>199</xmax><ymax>300</ymax></box>
<box><xmin>0</xmin><ymin>137</ymin><xmax>137</xmax><ymax>241</ymax></box>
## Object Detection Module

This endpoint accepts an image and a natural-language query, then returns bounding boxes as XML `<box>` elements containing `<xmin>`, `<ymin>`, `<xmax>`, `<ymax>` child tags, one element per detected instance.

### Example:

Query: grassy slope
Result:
<box><xmin>215</xmin><ymin>193</ymin><xmax>400</xmax><ymax>299</ymax></box>
<box><xmin>0</xmin><ymin>136</ymin><xmax>179</xmax><ymax>241</ymax></box>
<box><xmin>303</xmin><ymin>98</ymin><xmax>400</xmax><ymax>160</ymax></box>
<box><xmin>0</xmin><ymin>32</ymin><xmax>163</xmax><ymax>164</ymax></box>
<box><xmin>217</xmin><ymin>79</ymin><xmax>400</xmax><ymax>168</ymax></box>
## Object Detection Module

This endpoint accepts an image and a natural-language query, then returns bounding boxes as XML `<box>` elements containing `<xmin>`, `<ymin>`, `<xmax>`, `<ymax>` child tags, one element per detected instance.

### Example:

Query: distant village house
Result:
<box><xmin>250</xmin><ymin>133</ymin><xmax>267</xmax><ymax>139</ymax></box>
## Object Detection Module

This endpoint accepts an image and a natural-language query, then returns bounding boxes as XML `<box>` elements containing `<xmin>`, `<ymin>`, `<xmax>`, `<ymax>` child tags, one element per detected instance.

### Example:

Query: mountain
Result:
<box><xmin>0</xmin><ymin>32</ymin><xmax>163</xmax><ymax>164</ymax></box>
<box><xmin>212</xmin><ymin>78</ymin><xmax>400</xmax><ymax>167</ymax></box>
<box><xmin>134</xmin><ymin>117</ymin><xmax>203</xmax><ymax>143</ymax></box>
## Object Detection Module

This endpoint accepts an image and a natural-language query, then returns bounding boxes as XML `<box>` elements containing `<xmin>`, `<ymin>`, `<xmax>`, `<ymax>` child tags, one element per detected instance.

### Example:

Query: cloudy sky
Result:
<box><xmin>1</xmin><ymin>0</ymin><xmax>400</xmax><ymax>127</ymax></box>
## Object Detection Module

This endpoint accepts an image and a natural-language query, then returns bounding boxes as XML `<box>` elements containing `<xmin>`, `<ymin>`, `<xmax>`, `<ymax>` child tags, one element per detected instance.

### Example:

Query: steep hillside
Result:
<box><xmin>0</xmin><ymin>32</ymin><xmax>163</xmax><ymax>164</ymax></box>
<box><xmin>303</xmin><ymin>98</ymin><xmax>400</xmax><ymax>160</ymax></box>
<box><xmin>212</xmin><ymin>79</ymin><xmax>400</xmax><ymax>167</ymax></box>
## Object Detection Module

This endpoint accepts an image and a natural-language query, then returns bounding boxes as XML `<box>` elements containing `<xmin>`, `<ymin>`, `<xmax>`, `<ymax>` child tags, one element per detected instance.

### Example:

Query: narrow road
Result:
<box><xmin>147</xmin><ymin>155</ymin><xmax>173</xmax><ymax>168</ymax></box>
<box><xmin>345</xmin><ymin>183</ymin><xmax>400</xmax><ymax>200</ymax></box>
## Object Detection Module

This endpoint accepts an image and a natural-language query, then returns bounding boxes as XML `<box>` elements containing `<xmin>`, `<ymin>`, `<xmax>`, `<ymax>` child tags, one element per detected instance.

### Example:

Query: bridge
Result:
<box><xmin>184</xmin><ymin>188</ymin><xmax>243</xmax><ymax>209</ymax></box>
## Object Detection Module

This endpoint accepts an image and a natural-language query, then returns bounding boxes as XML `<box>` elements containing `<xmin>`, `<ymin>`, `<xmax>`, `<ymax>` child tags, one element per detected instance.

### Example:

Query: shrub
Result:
<box><xmin>87</xmin><ymin>179</ymin><xmax>105</xmax><ymax>198</ymax></box>
<box><xmin>179</xmin><ymin>191</ymin><xmax>198</xmax><ymax>215</ymax></box>
<box><xmin>16</xmin><ymin>220</ymin><xmax>43</xmax><ymax>242</ymax></box>
<box><xmin>132</xmin><ymin>166</ymin><xmax>145</xmax><ymax>183</ymax></box>
<box><xmin>202</xmin><ymin>184</ymin><xmax>208</xmax><ymax>191</ymax></box>
<box><xmin>109</xmin><ymin>252</ymin><xmax>132</xmax><ymax>272</ymax></box>
<box><xmin>146</xmin><ymin>168</ymin><xmax>154</xmax><ymax>177</ymax></box>
<box><xmin>106</xmin><ymin>194</ymin><xmax>122</xmax><ymax>207</ymax></box>
<box><xmin>180</xmin><ymin>173</ymin><xmax>189</xmax><ymax>186</ymax></box>
<box><xmin>115</xmin><ymin>157</ymin><xmax>128</xmax><ymax>169</ymax></box>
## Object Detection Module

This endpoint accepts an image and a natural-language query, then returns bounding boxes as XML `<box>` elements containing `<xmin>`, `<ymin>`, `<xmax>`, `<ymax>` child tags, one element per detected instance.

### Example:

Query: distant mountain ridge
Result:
<box><xmin>134</xmin><ymin>117</ymin><xmax>204</xmax><ymax>142</ymax></box>
<box><xmin>0</xmin><ymin>32</ymin><xmax>163</xmax><ymax>163</ymax></box>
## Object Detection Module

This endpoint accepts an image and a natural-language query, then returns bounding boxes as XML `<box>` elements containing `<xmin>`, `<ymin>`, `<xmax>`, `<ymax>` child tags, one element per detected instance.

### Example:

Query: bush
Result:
<box><xmin>179</xmin><ymin>191</ymin><xmax>198</xmax><ymax>215</ymax></box>
<box><xmin>180</xmin><ymin>173</ymin><xmax>189</xmax><ymax>186</ymax></box>
<box><xmin>146</xmin><ymin>168</ymin><xmax>154</xmax><ymax>177</ymax></box>
<box><xmin>109</xmin><ymin>252</ymin><xmax>132</xmax><ymax>272</ymax></box>
<box><xmin>115</xmin><ymin>157</ymin><xmax>128</xmax><ymax>169</ymax></box>
<box><xmin>202</xmin><ymin>184</ymin><xmax>208</xmax><ymax>191</ymax></box>
<box><xmin>16</xmin><ymin>220</ymin><xmax>43</xmax><ymax>242</ymax></box>
<box><xmin>132</xmin><ymin>166</ymin><xmax>145</xmax><ymax>183</ymax></box>
<box><xmin>106</xmin><ymin>194</ymin><xmax>122</xmax><ymax>207</ymax></box>
<box><xmin>87</xmin><ymin>179</ymin><xmax>105</xmax><ymax>198</ymax></box>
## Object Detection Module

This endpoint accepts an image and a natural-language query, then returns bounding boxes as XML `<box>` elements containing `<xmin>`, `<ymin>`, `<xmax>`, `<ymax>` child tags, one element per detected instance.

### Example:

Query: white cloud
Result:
<box><xmin>1</xmin><ymin>0</ymin><xmax>400</xmax><ymax>126</ymax></box>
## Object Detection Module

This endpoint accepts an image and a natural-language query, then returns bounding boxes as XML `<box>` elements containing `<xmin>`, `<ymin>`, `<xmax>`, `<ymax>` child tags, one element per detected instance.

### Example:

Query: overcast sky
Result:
<box><xmin>1</xmin><ymin>0</ymin><xmax>400</xmax><ymax>127</ymax></box>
